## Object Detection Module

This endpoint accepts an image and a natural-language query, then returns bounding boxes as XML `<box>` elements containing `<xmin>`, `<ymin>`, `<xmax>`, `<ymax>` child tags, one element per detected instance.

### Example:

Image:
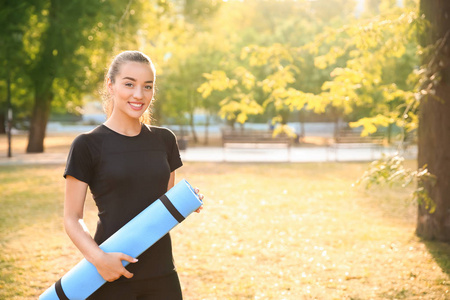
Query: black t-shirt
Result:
<box><xmin>64</xmin><ymin>124</ymin><xmax>183</xmax><ymax>280</ymax></box>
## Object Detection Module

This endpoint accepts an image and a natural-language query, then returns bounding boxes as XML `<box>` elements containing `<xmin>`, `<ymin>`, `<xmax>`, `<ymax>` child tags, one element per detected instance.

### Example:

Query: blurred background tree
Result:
<box><xmin>1</xmin><ymin>0</ymin><xmax>155</xmax><ymax>152</ymax></box>
<box><xmin>0</xmin><ymin>1</ymin><xmax>37</xmax><ymax>134</ymax></box>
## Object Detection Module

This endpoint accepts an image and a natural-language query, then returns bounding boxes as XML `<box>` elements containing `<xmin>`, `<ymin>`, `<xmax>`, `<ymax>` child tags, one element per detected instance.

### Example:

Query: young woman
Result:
<box><xmin>63</xmin><ymin>50</ymin><xmax>203</xmax><ymax>299</ymax></box>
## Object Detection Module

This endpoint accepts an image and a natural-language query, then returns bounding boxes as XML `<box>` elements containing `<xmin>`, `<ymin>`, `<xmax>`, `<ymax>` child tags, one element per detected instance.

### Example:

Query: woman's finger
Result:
<box><xmin>119</xmin><ymin>253</ymin><xmax>138</xmax><ymax>264</ymax></box>
<box><xmin>122</xmin><ymin>269</ymin><xmax>134</xmax><ymax>279</ymax></box>
<box><xmin>193</xmin><ymin>188</ymin><xmax>204</xmax><ymax>213</ymax></box>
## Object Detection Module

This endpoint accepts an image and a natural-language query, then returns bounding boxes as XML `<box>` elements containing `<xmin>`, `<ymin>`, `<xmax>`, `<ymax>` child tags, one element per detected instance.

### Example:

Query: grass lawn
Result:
<box><xmin>1</xmin><ymin>161</ymin><xmax>449</xmax><ymax>299</ymax></box>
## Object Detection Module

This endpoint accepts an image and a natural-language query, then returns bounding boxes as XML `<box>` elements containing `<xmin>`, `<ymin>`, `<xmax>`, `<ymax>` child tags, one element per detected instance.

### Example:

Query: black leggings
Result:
<box><xmin>87</xmin><ymin>272</ymin><xmax>183</xmax><ymax>300</ymax></box>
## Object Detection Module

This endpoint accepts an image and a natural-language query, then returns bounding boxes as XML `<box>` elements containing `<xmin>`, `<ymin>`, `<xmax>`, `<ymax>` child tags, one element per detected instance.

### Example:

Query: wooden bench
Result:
<box><xmin>221</xmin><ymin>129</ymin><xmax>292</xmax><ymax>161</ymax></box>
<box><xmin>172</xmin><ymin>130</ymin><xmax>189</xmax><ymax>150</ymax></box>
<box><xmin>328</xmin><ymin>128</ymin><xmax>385</xmax><ymax>161</ymax></box>
<box><xmin>222</xmin><ymin>129</ymin><xmax>292</xmax><ymax>147</ymax></box>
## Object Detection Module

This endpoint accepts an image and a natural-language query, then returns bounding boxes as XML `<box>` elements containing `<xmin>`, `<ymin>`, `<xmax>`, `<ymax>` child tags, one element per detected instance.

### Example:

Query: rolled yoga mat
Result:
<box><xmin>40</xmin><ymin>179</ymin><xmax>202</xmax><ymax>300</ymax></box>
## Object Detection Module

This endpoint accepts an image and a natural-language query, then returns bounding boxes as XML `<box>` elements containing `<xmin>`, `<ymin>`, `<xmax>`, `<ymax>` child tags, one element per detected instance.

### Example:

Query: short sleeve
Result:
<box><xmin>63</xmin><ymin>134</ymin><xmax>95</xmax><ymax>184</ymax></box>
<box><xmin>166</xmin><ymin>129</ymin><xmax>183</xmax><ymax>172</ymax></box>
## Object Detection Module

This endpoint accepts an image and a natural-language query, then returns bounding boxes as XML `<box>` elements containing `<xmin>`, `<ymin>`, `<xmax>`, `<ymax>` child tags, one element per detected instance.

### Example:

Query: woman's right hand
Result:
<box><xmin>93</xmin><ymin>252</ymin><xmax>138</xmax><ymax>282</ymax></box>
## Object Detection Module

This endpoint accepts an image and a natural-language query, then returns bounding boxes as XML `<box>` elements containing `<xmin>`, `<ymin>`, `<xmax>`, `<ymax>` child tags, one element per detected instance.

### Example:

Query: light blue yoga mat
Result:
<box><xmin>40</xmin><ymin>179</ymin><xmax>202</xmax><ymax>300</ymax></box>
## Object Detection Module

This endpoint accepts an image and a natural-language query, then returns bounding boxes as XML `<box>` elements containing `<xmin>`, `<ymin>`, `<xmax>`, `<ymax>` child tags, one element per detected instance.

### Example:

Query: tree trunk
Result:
<box><xmin>188</xmin><ymin>109</ymin><xmax>198</xmax><ymax>144</ymax></box>
<box><xmin>417</xmin><ymin>89</ymin><xmax>450</xmax><ymax>241</ymax></box>
<box><xmin>203</xmin><ymin>112</ymin><xmax>210</xmax><ymax>145</ymax></box>
<box><xmin>0</xmin><ymin>113</ymin><xmax>5</xmax><ymax>134</ymax></box>
<box><xmin>298</xmin><ymin>109</ymin><xmax>305</xmax><ymax>141</ymax></box>
<box><xmin>25</xmin><ymin>0</ymin><xmax>58</xmax><ymax>153</ymax></box>
<box><xmin>187</xmin><ymin>89</ymin><xmax>198</xmax><ymax>144</ymax></box>
<box><xmin>416</xmin><ymin>0</ymin><xmax>450</xmax><ymax>241</ymax></box>
<box><xmin>26</xmin><ymin>92</ymin><xmax>52</xmax><ymax>153</ymax></box>
<box><xmin>387</xmin><ymin>123</ymin><xmax>392</xmax><ymax>145</ymax></box>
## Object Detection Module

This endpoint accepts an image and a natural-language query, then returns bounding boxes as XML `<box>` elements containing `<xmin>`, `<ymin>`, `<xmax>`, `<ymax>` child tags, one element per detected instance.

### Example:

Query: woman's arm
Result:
<box><xmin>167</xmin><ymin>171</ymin><xmax>176</xmax><ymax>191</ymax></box>
<box><xmin>64</xmin><ymin>175</ymin><xmax>137</xmax><ymax>282</ymax></box>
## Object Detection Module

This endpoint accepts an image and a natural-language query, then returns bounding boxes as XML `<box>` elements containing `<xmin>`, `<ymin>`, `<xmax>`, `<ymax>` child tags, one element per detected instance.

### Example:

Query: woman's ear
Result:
<box><xmin>107</xmin><ymin>78</ymin><xmax>114</xmax><ymax>95</ymax></box>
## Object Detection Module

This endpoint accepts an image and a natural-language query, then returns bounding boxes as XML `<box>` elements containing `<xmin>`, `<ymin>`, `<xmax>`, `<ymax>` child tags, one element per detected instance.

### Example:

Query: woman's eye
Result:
<box><xmin>125</xmin><ymin>83</ymin><xmax>133</xmax><ymax>87</ymax></box>
<box><xmin>145</xmin><ymin>85</ymin><xmax>153</xmax><ymax>90</ymax></box>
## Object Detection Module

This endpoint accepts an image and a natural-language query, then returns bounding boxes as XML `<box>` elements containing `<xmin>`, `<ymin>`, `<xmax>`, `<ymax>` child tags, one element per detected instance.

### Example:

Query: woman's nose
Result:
<box><xmin>133</xmin><ymin>87</ymin><xmax>143</xmax><ymax>99</ymax></box>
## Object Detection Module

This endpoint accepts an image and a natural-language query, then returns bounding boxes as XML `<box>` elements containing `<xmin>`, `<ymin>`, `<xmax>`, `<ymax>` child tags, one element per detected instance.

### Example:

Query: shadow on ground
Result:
<box><xmin>423</xmin><ymin>238</ymin><xmax>450</xmax><ymax>277</ymax></box>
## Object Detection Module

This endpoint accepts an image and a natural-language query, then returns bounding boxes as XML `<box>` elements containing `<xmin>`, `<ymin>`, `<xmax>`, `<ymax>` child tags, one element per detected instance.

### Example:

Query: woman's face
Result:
<box><xmin>108</xmin><ymin>61</ymin><xmax>155</xmax><ymax>121</ymax></box>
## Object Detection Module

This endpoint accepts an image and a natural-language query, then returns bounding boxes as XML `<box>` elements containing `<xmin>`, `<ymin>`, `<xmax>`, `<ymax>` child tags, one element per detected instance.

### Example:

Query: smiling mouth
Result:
<box><xmin>129</xmin><ymin>102</ymin><xmax>144</xmax><ymax>109</ymax></box>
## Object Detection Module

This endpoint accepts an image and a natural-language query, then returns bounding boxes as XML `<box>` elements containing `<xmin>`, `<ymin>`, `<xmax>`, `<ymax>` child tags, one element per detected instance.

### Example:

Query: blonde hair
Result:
<box><xmin>102</xmin><ymin>51</ymin><xmax>156</xmax><ymax>124</ymax></box>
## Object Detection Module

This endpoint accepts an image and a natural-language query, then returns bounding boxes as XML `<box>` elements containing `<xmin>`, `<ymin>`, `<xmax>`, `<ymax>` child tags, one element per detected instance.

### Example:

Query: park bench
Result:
<box><xmin>221</xmin><ymin>128</ymin><xmax>293</xmax><ymax>161</ymax></box>
<box><xmin>328</xmin><ymin>128</ymin><xmax>385</xmax><ymax>161</ymax></box>
<box><xmin>172</xmin><ymin>129</ymin><xmax>190</xmax><ymax>150</ymax></box>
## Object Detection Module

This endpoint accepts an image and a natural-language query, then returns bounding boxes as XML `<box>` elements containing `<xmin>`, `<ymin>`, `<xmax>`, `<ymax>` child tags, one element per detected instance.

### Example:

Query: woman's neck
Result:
<box><xmin>103</xmin><ymin>116</ymin><xmax>142</xmax><ymax>137</ymax></box>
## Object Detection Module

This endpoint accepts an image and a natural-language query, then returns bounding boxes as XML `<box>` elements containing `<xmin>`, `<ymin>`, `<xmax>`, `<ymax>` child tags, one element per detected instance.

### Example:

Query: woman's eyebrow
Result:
<box><xmin>122</xmin><ymin>76</ymin><xmax>153</xmax><ymax>83</ymax></box>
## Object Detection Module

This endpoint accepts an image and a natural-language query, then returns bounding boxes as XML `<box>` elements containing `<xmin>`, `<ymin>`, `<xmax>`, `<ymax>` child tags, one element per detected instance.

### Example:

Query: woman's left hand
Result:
<box><xmin>194</xmin><ymin>187</ymin><xmax>204</xmax><ymax>213</ymax></box>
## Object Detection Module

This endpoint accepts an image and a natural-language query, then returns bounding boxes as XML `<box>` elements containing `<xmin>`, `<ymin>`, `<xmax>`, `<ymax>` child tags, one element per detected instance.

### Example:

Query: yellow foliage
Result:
<box><xmin>272</xmin><ymin>124</ymin><xmax>297</xmax><ymax>138</ymax></box>
<box><xmin>259</xmin><ymin>66</ymin><xmax>297</xmax><ymax>93</ymax></box>
<box><xmin>349</xmin><ymin>114</ymin><xmax>393</xmax><ymax>136</ymax></box>
<box><xmin>314</xmin><ymin>46</ymin><xmax>346</xmax><ymax>69</ymax></box>
<box><xmin>219</xmin><ymin>94</ymin><xmax>263</xmax><ymax>124</ymax></box>
<box><xmin>197</xmin><ymin>70</ymin><xmax>239</xmax><ymax>98</ymax></box>
<box><xmin>242</xmin><ymin>43</ymin><xmax>293</xmax><ymax>68</ymax></box>
<box><xmin>233</xmin><ymin>66</ymin><xmax>255</xmax><ymax>90</ymax></box>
